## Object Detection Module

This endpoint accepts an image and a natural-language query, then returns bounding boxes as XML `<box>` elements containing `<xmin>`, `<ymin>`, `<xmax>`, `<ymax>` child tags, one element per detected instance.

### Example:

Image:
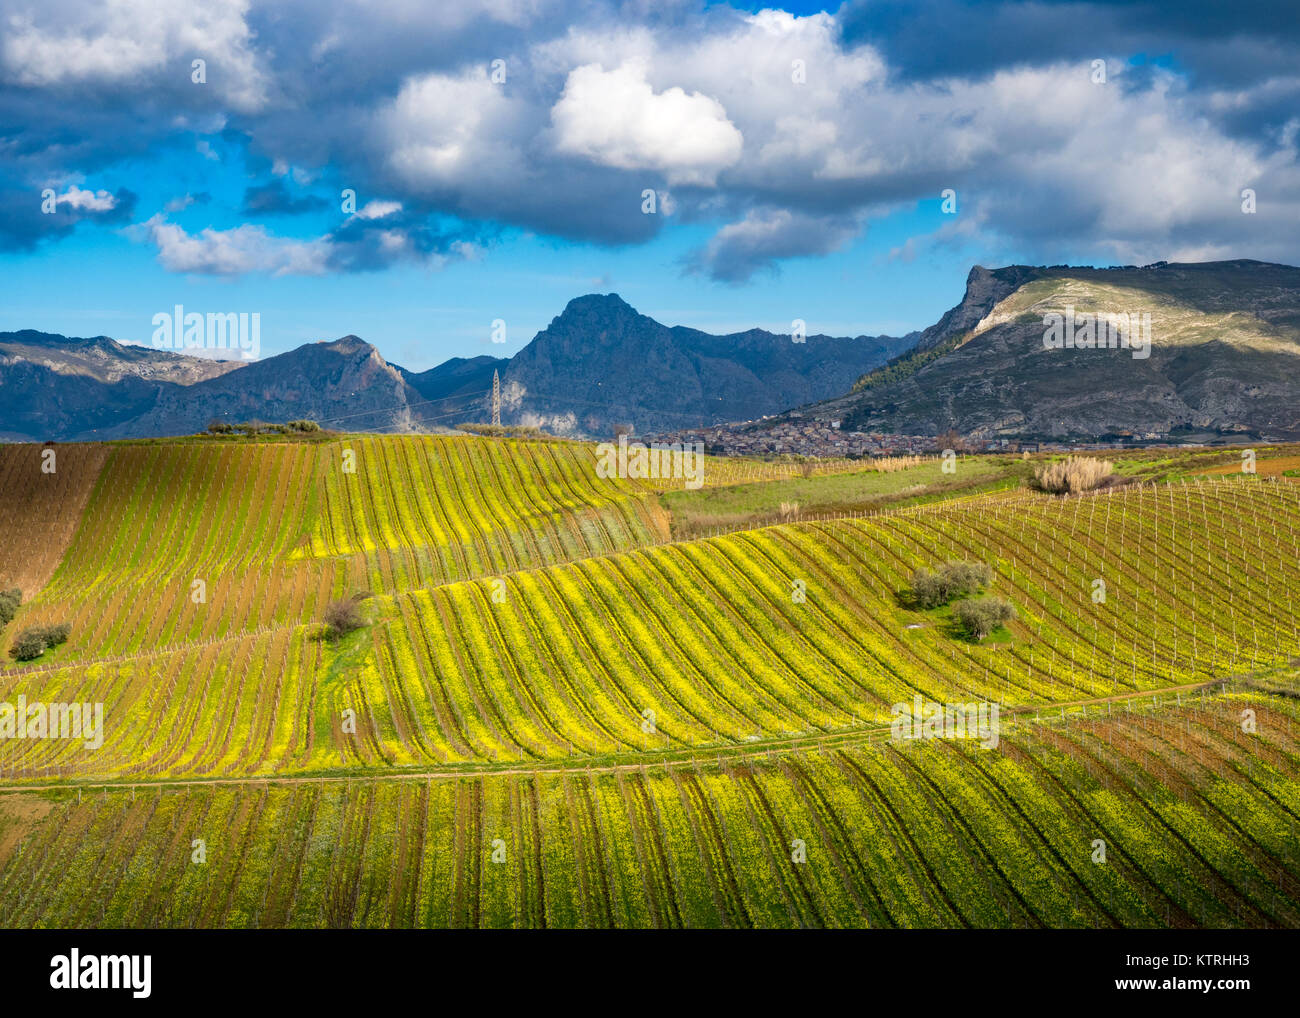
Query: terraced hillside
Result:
<box><xmin>0</xmin><ymin>435</ymin><xmax>1297</xmax><ymax>927</ymax></box>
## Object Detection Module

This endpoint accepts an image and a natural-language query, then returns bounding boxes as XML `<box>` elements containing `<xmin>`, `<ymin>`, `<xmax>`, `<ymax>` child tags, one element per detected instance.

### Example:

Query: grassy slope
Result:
<box><xmin>5</xmin><ymin>474</ymin><xmax>1299</xmax><ymax>779</ymax></box>
<box><xmin>2</xmin><ymin>437</ymin><xmax>1299</xmax><ymax>927</ymax></box>
<box><xmin>1099</xmin><ymin>442</ymin><xmax>1300</xmax><ymax>482</ymax></box>
<box><xmin>1</xmin><ymin>435</ymin><xmax>669</xmax><ymax>661</ymax></box>
<box><xmin>2</xmin><ymin>688</ymin><xmax>1297</xmax><ymax>928</ymax></box>
<box><xmin>975</xmin><ymin>274</ymin><xmax>1299</xmax><ymax>357</ymax></box>
<box><xmin>661</xmin><ymin>455</ymin><xmax>1029</xmax><ymax>538</ymax></box>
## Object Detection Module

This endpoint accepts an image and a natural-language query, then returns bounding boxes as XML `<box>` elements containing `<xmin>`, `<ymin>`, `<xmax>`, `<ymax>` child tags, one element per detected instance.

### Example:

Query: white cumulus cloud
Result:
<box><xmin>134</xmin><ymin>215</ymin><xmax>331</xmax><ymax>276</ymax></box>
<box><xmin>1</xmin><ymin>0</ymin><xmax>267</xmax><ymax>111</ymax></box>
<box><xmin>550</xmin><ymin>62</ymin><xmax>743</xmax><ymax>186</ymax></box>
<box><xmin>55</xmin><ymin>185</ymin><xmax>117</xmax><ymax>211</ymax></box>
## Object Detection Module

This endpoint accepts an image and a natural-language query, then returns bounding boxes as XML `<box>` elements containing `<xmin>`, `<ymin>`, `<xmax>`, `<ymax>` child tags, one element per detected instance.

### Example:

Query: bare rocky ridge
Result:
<box><xmin>102</xmin><ymin>336</ymin><xmax>426</xmax><ymax>438</ymax></box>
<box><xmin>497</xmin><ymin>293</ymin><xmax>916</xmax><ymax>437</ymax></box>
<box><xmin>0</xmin><ymin>330</ymin><xmax>240</xmax><ymax>440</ymax></box>
<box><xmin>0</xmin><ymin>330</ymin><xmax>241</xmax><ymax>386</ymax></box>
<box><xmin>790</xmin><ymin>260</ymin><xmax>1300</xmax><ymax>443</ymax></box>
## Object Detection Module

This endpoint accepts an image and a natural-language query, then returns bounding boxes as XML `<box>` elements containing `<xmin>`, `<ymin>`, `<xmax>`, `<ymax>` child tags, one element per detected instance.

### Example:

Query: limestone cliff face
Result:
<box><xmin>911</xmin><ymin>265</ymin><xmax>1045</xmax><ymax>355</ymax></box>
<box><xmin>825</xmin><ymin>260</ymin><xmax>1300</xmax><ymax>442</ymax></box>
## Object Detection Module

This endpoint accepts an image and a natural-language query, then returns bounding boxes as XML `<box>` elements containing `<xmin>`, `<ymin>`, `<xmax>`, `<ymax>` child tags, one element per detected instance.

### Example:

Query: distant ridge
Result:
<box><xmin>0</xmin><ymin>298</ymin><xmax>913</xmax><ymax>441</ymax></box>
<box><xmin>6</xmin><ymin>260</ymin><xmax>1297</xmax><ymax>443</ymax></box>
<box><xmin>787</xmin><ymin>259</ymin><xmax>1300</xmax><ymax>443</ymax></box>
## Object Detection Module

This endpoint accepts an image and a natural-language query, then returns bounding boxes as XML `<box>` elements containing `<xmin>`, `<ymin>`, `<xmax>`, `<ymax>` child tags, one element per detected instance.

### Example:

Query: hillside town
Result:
<box><xmin>648</xmin><ymin>419</ymin><xmax>1039</xmax><ymax>458</ymax></box>
<box><xmin>645</xmin><ymin>416</ymin><xmax>1211</xmax><ymax>459</ymax></box>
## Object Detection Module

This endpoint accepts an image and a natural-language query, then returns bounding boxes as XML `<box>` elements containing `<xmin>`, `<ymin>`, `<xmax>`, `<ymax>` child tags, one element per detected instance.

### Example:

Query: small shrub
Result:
<box><xmin>10</xmin><ymin>630</ymin><xmax>46</xmax><ymax>661</ymax></box>
<box><xmin>910</xmin><ymin>568</ymin><xmax>944</xmax><ymax>608</ymax></box>
<box><xmin>1033</xmin><ymin>456</ymin><xmax>1114</xmax><ymax>494</ymax></box>
<box><xmin>945</xmin><ymin>561</ymin><xmax>993</xmax><ymax>597</ymax></box>
<box><xmin>954</xmin><ymin>596</ymin><xmax>1017</xmax><ymax>640</ymax></box>
<box><xmin>910</xmin><ymin>560</ymin><xmax>993</xmax><ymax>608</ymax></box>
<box><xmin>39</xmin><ymin>622</ymin><xmax>70</xmax><ymax>646</ymax></box>
<box><xmin>0</xmin><ymin>587</ymin><xmax>21</xmax><ymax>627</ymax></box>
<box><xmin>207</xmin><ymin>419</ymin><xmax>234</xmax><ymax>435</ymax></box>
<box><xmin>321</xmin><ymin>598</ymin><xmax>365</xmax><ymax>640</ymax></box>
<box><xmin>8</xmin><ymin>622</ymin><xmax>68</xmax><ymax>660</ymax></box>
<box><xmin>287</xmin><ymin>419</ymin><xmax>321</xmax><ymax>433</ymax></box>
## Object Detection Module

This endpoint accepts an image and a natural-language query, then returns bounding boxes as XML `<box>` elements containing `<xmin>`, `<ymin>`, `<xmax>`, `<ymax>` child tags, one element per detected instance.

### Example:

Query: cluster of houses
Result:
<box><xmin>648</xmin><ymin>420</ymin><xmax>984</xmax><ymax>458</ymax></box>
<box><xmin>648</xmin><ymin>418</ymin><xmax>1189</xmax><ymax>460</ymax></box>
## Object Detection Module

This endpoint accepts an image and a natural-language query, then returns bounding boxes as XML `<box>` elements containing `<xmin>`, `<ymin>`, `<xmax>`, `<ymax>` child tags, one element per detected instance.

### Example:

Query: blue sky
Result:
<box><xmin>1</xmin><ymin>1</ymin><xmax>1296</xmax><ymax>369</ymax></box>
<box><xmin>1</xmin><ymin>186</ymin><xmax>987</xmax><ymax>368</ymax></box>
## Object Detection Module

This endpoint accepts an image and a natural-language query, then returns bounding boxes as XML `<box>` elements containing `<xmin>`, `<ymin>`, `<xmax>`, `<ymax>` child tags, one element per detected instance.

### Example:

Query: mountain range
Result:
<box><xmin>3</xmin><ymin>259</ymin><xmax>1298</xmax><ymax>443</ymax></box>
<box><xmin>0</xmin><ymin>296</ymin><xmax>913</xmax><ymax>441</ymax></box>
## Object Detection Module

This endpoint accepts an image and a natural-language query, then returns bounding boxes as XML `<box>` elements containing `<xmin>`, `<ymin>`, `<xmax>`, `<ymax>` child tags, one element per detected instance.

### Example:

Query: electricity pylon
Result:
<box><xmin>491</xmin><ymin>370</ymin><xmax>501</xmax><ymax>427</ymax></box>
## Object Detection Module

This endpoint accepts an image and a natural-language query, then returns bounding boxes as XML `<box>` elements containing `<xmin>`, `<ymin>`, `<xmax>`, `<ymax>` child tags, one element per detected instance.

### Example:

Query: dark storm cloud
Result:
<box><xmin>0</xmin><ymin>185</ymin><xmax>137</xmax><ymax>251</ymax></box>
<box><xmin>242</xmin><ymin>179</ymin><xmax>329</xmax><ymax>216</ymax></box>
<box><xmin>320</xmin><ymin>205</ymin><xmax>488</xmax><ymax>272</ymax></box>
<box><xmin>839</xmin><ymin>0</ymin><xmax>1300</xmax><ymax>87</ymax></box>
<box><xmin>684</xmin><ymin>208</ymin><xmax>864</xmax><ymax>283</ymax></box>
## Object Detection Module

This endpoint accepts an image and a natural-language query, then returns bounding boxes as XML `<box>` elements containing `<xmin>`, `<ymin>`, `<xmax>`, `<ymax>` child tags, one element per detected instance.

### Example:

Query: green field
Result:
<box><xmin>660</xmin><ymin>454</ymin><xmax>1028</xmax><ymax>538</ymax></box>
<box><xmin>1</xmin><ymin>435</ymin><xmax>1298</xmax><ymax>927</ymax></box>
